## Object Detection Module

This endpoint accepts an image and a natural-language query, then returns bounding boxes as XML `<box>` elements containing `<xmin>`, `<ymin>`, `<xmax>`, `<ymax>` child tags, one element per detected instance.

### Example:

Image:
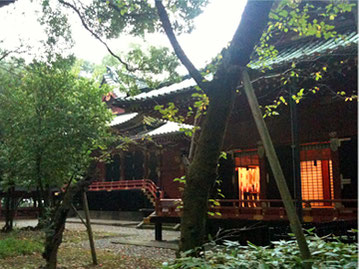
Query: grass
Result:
<box><xmin>0</xmin><ymin>237</ymin><xmax>43</xmax><ymax>259</ymax></box>
<box><xmin>0</xmin><ymin>229</ymin><xmax>164</xmax><ymax>269</ymax></box>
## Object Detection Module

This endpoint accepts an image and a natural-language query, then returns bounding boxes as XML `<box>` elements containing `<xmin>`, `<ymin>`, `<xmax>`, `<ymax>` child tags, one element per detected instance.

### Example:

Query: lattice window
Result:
<box><xmin>300</xmin><ymin>159</ymin><xmax>333</xmax><ymax>208</ymax></box>
<box><xmin>235</xmin><ymin>153</ymin><xmax>260</xmax><ymax>206</ymax></box>
<box><xmin>237</xmin><ymin>166</ymin><xmax>260</xmax><ymax>199</ymax></box>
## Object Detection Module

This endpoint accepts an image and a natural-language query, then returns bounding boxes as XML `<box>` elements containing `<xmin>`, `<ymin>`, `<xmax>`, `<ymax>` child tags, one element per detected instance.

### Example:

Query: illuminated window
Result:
<box><xmin>235</xmin><ymin>153</ymin><xmax>260</xmax><ymax>206</ymax></box>
<box><xmin>300</xmin><ymin>148</ymin><xmax>334</xmax><ymax>208</ymax></box>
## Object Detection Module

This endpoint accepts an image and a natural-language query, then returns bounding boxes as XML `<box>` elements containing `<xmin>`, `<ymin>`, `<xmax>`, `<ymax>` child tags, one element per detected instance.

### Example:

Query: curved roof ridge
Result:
<box><xmin>109</xmin><ymin>112</ymin><xmax>139</xmax><ymax>127</ymax></box>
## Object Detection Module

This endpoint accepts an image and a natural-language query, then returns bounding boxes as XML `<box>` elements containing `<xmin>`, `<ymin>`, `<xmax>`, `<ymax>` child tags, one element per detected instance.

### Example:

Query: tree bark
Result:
<box><xmin>42</xmin><ymin>192</ymin><xmax>71</xmax><ymax>269</ymax></box>
<box><xmin>42</xmin><ymin>163</ymin><xmax>97</xmax><ymax>269</ymax></box>
<box><xmin>42</xmin><ymin>182</ymin><xmax>89</xmax><ymax>268</ymax></box>
<box><xmin>178</xmin><ymin>0</ymin><xmax>274</xmax><ymax>252</ymax></box>
<box><xmin>2</xmin><ymin>186</ymin><xmax>15</xmax><ymax>233</ymax></box>
<box><xmin>180</xmin><ymin>76</ymin><xmax>237</xmax><ymax>251</ymax></box>
<box><xmin>155</xmin><ymin>0</ymin><xmax>274</xmax><ymax>252</ymax></box>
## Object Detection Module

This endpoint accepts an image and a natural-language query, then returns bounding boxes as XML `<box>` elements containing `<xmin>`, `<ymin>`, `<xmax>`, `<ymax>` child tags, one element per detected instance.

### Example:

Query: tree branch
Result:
<box><xmin>0</xmin><ymin>50</ymin><xmax>13</xmax><ymax>62</ymax></box>
<box><xmin>223</xmin><ymin>0</ymin><xmax>275</xmax><ymax>68</ymax></box>
<box><xmin>58</xmin><ymin>0</ymin><xmax>137</xmax><ymax>72</ymax></box>
<box><xmin>155</xmin><ymin>0</ymin><xmax>207</xmax><ymax>91</ymax></box>
<box><xmin>0</xmin><ymin>47</ymin><xmax>22</xmax><ymax>62</ymax></box>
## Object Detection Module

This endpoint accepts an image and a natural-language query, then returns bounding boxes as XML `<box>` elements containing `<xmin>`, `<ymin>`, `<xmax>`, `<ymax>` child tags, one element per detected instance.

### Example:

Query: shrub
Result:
<box><xmin>0</xmin><ymin>237</ymin><xmax>43</xmax><ymax>259</ymax></box>
<box><xmin>163</xmin><ymin>234</ymin><xmax>358</xmax><ymax>268</ymax></box>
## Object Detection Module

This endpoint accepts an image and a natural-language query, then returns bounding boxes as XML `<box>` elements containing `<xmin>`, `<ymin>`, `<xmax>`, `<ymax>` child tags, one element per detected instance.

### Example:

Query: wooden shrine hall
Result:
<box><xmin>84</xmin><ymin>17</ymin><xmax>359</xmax><ymax>242</ymax></box>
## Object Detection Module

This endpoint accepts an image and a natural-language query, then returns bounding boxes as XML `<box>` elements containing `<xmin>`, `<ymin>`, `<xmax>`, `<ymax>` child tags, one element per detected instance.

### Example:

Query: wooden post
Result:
<box><xmin>289</xmin><ymin>86</ymin><xmax>303</xmax><ymax>221</ymax></box>
<box><xmin>70</xmin><ymin>204</ymin><xmax>88</xmax><ymax>228</ymax></box>
<box><xmin>155</xmin><ymin>222</ymin><xmax>163</xmax><ymax>241</ymax></box>
<box><xmin>82</xmin><ymin>191</ymin><xmax>98</xmax><ymax>265</ymax></box>
<box><xmin>120</xmin><ymin>152</ymin><xmax>125</xmax><ymax>181</ymax></box>
<box><xmin>241</xmin><ymin>69</ymin><xmax>311</xmax><ymax>265</ymax></box>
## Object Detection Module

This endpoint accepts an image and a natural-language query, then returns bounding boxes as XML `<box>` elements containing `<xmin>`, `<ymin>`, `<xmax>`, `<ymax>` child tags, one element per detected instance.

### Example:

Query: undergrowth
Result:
<box><xmin>163</xmin><ymin>232</ymin><xmax>358</xmax><ymax>269</ymax></box>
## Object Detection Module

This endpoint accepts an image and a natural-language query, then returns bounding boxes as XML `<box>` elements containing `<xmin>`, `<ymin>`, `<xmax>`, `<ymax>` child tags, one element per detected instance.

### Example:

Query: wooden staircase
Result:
<box><xmin>88</xmin><ymin>179</ymin><xmax>163</xmax><ymax>208</ymax></box>
<box><xmin>141</xmin><ymin>188</ymin><xmax>156</xmax><ymax>207</ymax></box>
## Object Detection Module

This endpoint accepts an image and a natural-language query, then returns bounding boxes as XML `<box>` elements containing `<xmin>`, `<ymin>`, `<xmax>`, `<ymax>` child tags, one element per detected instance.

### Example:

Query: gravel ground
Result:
<box><xmin>83</xmin><ymin>237</ymin><xmax>176</xmax><ymax>261</ymax></box>
<box><xmin>68</xmin><ymin>222</ymin><xmax>179</xmax><ymax>261</ymax></box>
<box><xmin>1</xmin><ymin>219</ymin><xmax>179</xmax><ymax>263</ymax></box>
<box><xmin>66</xmin><ymin>222</ymin><xmax>180</xmax><ymax>243</ymax></box>
<box><xmin>4</xmin><ymin>219</ymin><xmax>179</xmax><ymax>241</ymax></box>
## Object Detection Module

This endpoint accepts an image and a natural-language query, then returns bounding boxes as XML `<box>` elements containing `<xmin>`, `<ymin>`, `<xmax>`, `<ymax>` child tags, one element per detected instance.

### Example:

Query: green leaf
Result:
<box><xmin>279</xmin><ymin>10</ymin><xmax>288</xmax><ymax>17</ymax></box>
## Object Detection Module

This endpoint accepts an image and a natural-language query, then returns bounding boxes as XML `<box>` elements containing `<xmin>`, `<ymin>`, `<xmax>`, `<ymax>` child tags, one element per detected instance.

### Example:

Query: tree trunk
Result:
<box><xmin>42</xmin><ymin>163</ymin><xmax>96</xmax><ymax>269</ymax></box>
<box><xmin>42</xmin><ymin>194</ymin><xmax>70</xmax><ymax>269</ymax></box>
<box><xmin>37</xmin><ymin>188</ymin><xmax>51</xmax><ymax>229</ymax></box>
<box><xmin>179</xmin><ymin>0</ymin><xmax>274</xmax><ymax>252</ymax></box>
<box><xmin>180</xmin><ymin>79</ymin><xmax>236</xmax><ymax>251</ymax></box>
<box><xmin>2</xmin><ymin>186</ymin><xmax>15</xmax><ymax>232</ymax></box>
<box><xmin>42</xmin><ymin>187</ymin><xmax>79</xmax><ymax>268</ymax></box>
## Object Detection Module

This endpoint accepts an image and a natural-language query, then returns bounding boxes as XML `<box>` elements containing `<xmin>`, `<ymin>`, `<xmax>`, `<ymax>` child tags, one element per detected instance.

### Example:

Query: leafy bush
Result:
<box><xmin>0</xmin><ymin>236</ymin><xmax>43</xmax><ymax>259</ymax></box>
<box><xmin>162</xmin><ymin>234</ymin><xmax>358</xmax><ymax>268</ymax></box>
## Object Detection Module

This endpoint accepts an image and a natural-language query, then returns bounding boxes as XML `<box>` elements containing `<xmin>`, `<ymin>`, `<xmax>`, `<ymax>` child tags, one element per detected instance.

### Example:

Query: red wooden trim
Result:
<box><xmin>322</xmin><ymin>160</ymin><xmax>331</xmax><ymax>203</ymax></box>
<box><xmin>331</xmin><ymin>150</ymin><xmax>341</xmax><ymax>199</ymax></box>
<box><xmin>155</xmin><ymin>198</ymin><xmax>357</xmax><ymax>222</ymax></box>
<box><xmin>88</xmin><ymin>179</ymin><xmax>163</xmax><ymax>200</ymax></box>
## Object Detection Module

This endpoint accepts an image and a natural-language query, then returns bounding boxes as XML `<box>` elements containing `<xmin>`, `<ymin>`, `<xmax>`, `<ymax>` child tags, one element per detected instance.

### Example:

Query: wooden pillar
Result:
<box><xmin>258</xmin><ymin>142</ymin><xmax>267</xmax><ymax>199</ymax></box>
<box><xmin>120</xmin><ymin>152</ymin><xmax>125</xmax><ymax>181</ymax></box>
<box><xmin>352</xmin><ymin>4</ymin><xmax>358</xmax><ymax>31</ymax></box>
<box><xmin>289</xmin><ymin>86</ymin><xmax>303</xmax><ymax>220</ymax></box>
<box><xmin>157</xmin><ymin>150</ymin><xmax>162</xmax><ymax>189</ymax></box>
<box><xmin>143</xmin><ymin>149</ymin><xmax>148</xmax><ymax>179</ymax></box>
<box><xmin>97</xmin><ymin>162</ymin><xmax>106</xmax><ymax>182</ymax></box>
<box><xmin>155</xmin><ymin>222</ymin><xmax>162</xmax><ymax>241</ymax></box>
<box><xmin>331</xmin><ymin>150</ymin><xmax>342</xmax><ymax>199</ymax></box>
<box><xmin>330</xmin><ymin>133</ymin><xmax>342</xmax><ymax>199</ymax></box>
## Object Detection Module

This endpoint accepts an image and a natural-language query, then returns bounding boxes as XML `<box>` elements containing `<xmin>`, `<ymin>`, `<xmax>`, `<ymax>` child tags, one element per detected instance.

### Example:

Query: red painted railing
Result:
<box><xmin>155</xmin><ymin>199</ymin><xmax>357</xmax><ymax>223</ymax></box>
<box><xmin>88</xmin><ymin>179</ymin><xmax>163</xmax><ymax>201</ymax></box>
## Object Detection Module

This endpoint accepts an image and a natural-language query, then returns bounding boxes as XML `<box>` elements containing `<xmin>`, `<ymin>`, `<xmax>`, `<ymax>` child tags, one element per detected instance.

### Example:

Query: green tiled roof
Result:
<box><xmin>113</xmin><ymin>31</ymin><xmax>358</xmax><ymax>104</ymax></box>
<box><xmin>250</xmin><ymin>32</ymin><xmax>358</xmax><ymax>69</ymax></box>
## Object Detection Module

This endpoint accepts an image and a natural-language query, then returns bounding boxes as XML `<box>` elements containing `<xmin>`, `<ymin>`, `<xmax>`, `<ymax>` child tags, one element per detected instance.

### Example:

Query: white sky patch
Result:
<box><xmin>0</xmin><ymin>0</ymin><xmax>247</xmax><ymax>71</ymax></box>
<box><xmin>0</xmin><ymin>0</ymin><xmax>45</xmax><ymax>58</ymax></box>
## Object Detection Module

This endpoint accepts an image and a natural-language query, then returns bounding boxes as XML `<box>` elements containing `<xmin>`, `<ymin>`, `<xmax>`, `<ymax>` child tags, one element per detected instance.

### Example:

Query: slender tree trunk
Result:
<box><xmin>35</xmin><ymin>154</ymin><xmax>50</xmax><ymax>229</ymax></box>
<box><xmin>37</xmin><ymin>188</ymin><xmax>51</xmax><ymax>229</ymax></box>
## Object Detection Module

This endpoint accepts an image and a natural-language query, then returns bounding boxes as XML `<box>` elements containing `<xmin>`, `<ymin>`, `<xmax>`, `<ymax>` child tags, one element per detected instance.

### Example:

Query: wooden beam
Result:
<box><xmin>82</xmin><ymin>192</ymin><xmax>98</xmax><ymax>265</ymax></box>
<box><xmin>241</xmin><ymin>68</ymin><xmax>311</xmax><ymax>266</ymax></box>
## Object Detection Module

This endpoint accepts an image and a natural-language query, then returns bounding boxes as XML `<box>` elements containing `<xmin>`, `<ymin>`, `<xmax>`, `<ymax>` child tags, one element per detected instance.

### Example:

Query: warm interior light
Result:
<box><xmin>235</xmin><ymin>153</ymin><xmax>260</xmax><ymax>207</ymax></box>
<box><xmin>237</xmin><ymin>166</ymin><xmax>260</xmax><ymax>203</ymax></box>
<box><xmin>301</xmin><ymin>159</ymin><xmax>333</xmax><ymax>208</ymax></box>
